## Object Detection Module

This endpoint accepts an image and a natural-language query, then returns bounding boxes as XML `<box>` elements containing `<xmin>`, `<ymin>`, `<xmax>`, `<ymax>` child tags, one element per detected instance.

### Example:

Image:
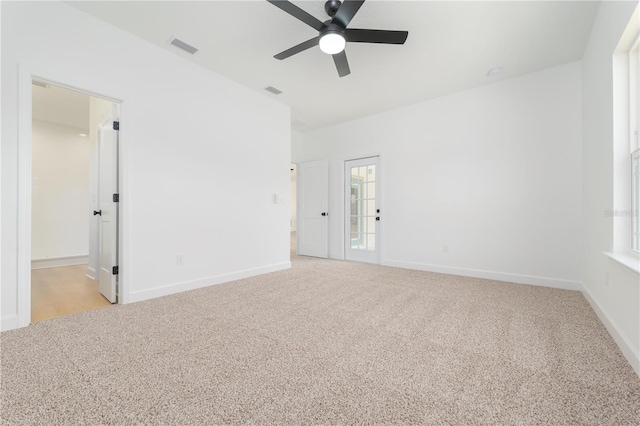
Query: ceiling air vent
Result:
<box><xmin>264</xmin><ymin>86</ymin><xmax>283</xmax><ymax>95</ymax></box>
<box><xmin>169</xmin><ymin>37</ymin><xmax>199</xmax><ymax>55</ymax></box>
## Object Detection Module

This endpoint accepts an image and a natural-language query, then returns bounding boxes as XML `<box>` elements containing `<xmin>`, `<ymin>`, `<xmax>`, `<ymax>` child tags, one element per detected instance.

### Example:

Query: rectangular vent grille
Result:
<box><xmin>264</xmin><ymin>86</ymin><xmax>283</xmax><ymax>95</ymax></box>
<box><xmin>170</xmin><ymin>38</ymin><xmax>198</xmax><ymax>54</ymax></box>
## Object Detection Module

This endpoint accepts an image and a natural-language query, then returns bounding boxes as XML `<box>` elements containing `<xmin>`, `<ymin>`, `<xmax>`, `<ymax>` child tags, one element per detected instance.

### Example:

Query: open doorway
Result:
<box><xmin>290</xmin><ymin>163</ymin><xmax>297</xmax><ymax>258</ymax></box>
<box><xmin>31</xmin><ymin>81</ymin><xmax>120</xmax><ymax>322</ymax></box>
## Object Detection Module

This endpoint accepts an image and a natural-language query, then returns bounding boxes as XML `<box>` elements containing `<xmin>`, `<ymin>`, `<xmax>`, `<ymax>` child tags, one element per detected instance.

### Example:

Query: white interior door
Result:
<box><xmin>345</xmin><ymin>157</ymin><xmax>380</xmax><ymax>264</ymax></box>
<box><xmin>298</xmin><ymin>160</ymin><xmax>328</xmax><ymax>258</ymax></box>
<box><xmin>98</xmin><ymin>107</ymin><xmax>119</xmax><ymax>303</ymax></box>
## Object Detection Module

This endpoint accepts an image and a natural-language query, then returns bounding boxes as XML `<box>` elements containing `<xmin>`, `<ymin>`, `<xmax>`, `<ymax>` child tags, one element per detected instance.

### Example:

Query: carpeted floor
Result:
<box><xmin>2</xmin><ymin>251</ymin><xmax>639</xmax><ymax>424</ymax></box>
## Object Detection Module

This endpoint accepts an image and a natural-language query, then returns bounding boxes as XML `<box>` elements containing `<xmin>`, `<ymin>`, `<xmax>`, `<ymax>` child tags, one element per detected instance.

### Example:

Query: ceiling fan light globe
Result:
<box><xmin>319</xmin><ymin>33</ymin><xmax>346</xmax><ymax>55</ymax></box>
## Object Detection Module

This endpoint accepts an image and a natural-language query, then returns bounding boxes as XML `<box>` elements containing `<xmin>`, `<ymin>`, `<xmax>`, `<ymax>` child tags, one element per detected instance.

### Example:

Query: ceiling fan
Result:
<box><xmin>267</xmin><ymin>0</ymin><xmax>408</xmax><ymax>77</ymax></box>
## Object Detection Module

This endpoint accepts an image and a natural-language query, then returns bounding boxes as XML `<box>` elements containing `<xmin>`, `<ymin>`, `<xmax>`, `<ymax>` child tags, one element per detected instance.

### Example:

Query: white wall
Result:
<box><xmin>1</xmin><ymin>1</ymin><xmax>291</xmax><ymax>330</ymax></box>
<box><xmin>293</xmin><ymin>61</ymin><xmax>583</xmax><ymax>289</ymax></box>
<box><xmin>581</xmin><ymin>0</ymin><xmax>639</xmax><ymax>375</ymax></box>
<box><xmin>292</xmin><ymin>130</ymin><xmax>306</xmax><ymax>164</ymax></box>
<box><xmin>31</xmin><ymin>120</ymin><xmax>90</xmax><ymax>263</ymax></box>
<box><xmin>291</xmin><ymin>130</ymin><xmax>305</xmax><ymax>233</ymax></box>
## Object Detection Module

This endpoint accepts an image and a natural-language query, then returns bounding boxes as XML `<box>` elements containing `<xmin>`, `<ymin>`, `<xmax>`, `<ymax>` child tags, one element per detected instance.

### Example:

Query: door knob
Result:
<box><xmin>321</xmin><ymin>212</ymin><xmax>328</xmax><ymax>216</ymax></box>
<box><xmin>93</xmin><ymin>210</ymin><xmax>102</xmax><ymax>216</ymax></box>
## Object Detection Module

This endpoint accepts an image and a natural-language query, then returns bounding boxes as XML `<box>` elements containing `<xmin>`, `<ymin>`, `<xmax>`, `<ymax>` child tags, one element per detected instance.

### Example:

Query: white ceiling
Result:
<box><xmin>32</xmin><ymin>83</ymin><xmax>90</xmax><ymax>131</ymax></box>
<box><xmin>67</xmin><ymin>0</ymin><xmax>600</xmax><ymax>132</ymax></box>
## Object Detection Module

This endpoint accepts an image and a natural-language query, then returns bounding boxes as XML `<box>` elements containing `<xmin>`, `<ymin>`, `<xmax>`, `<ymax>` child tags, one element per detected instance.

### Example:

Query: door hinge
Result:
<box><xmin>112</xmin><ymin>266</ymin><xmax>119</xmax><ymax>275</ymax></box>
<box><xmin>113</xmin><ymin>121</ymin><xmax>120</xmax><ymax>131</ymax></box>
<box><xmin>113</xmin><ymin>193</ymin><xmax>119</xmax><ymax>202</ymax></box>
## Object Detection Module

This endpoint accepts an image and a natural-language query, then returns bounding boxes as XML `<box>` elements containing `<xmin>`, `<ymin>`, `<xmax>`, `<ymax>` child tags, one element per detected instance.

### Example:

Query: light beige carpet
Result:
<box><xmin>2</xmin><ymin>253</ymin><xmax>639</xmax><ymax>425</ymax></box>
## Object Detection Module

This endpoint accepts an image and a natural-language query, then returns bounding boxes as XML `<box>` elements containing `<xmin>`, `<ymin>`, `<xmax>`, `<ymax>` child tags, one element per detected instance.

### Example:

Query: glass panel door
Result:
<box><xmin>345</xmin><ymin>157</ymin><xmax>380</xmax><ymax>263</ymax></box>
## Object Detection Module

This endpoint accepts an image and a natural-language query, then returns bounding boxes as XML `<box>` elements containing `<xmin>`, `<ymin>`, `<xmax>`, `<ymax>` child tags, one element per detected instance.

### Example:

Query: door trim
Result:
<box><xmin>16</xmin><ymin>64</ymin><xmax>128</xmax><ymax>328</ymax></box>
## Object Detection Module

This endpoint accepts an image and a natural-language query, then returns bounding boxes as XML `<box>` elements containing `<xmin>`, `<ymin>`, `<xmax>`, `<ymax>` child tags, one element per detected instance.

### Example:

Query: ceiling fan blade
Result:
<box><xmin>345</xmin><ymin>29</ymin><xmax>408</xmax><ymax>44</ymax></box>
<box><xmin>274</xmin><ymin>37</ymin><xmax>319</xmax><ymax>60</ymax></box>
<box><xmin>332</xmin><ymin>50</ymin><xmax>351</xmax><ymax>77</ymax></box>
<box><xmin>332</xmin><ymin>0</ymin><xmax>365</xmax><ymax>29</ymax></box>
<box><xmin>267</xmin><ymin>0</ymin><xmax>324</xmax><ymax>31</ymax></box>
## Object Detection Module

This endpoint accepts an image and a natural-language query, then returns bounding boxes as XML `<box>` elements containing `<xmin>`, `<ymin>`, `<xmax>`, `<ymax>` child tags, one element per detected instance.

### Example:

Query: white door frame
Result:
<box><xmin>344</xmin><ymin>155</ymin><xmax>381</xmax><ymax>264</ymax></box>
<box><xmin>16</xmin><ymin>65</ymin><xmax>129</xmax><ymax>328</ymax></box>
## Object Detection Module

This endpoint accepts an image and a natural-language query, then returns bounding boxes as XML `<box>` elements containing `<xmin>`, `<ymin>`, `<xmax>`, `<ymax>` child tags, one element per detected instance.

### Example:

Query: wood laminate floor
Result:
<box><xmin>31</xmin><ymin>264</ymin><xmax>113</xmax><ymax>323</ymax></box>
<box><xmin>290</xmin><ymin>231</ymin><xmax>296</xmax><ymax>258</ymax></box>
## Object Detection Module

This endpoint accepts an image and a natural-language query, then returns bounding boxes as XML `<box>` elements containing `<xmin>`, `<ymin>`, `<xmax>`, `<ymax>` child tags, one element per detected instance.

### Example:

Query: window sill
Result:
<box><xmin>603</xmin><ymin>251</ymin><xmax>640</xmax><ymax>275</ymax></box>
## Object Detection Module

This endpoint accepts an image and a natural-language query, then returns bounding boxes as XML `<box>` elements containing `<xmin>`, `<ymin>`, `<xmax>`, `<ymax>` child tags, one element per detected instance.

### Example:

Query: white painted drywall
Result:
<box><xmin>1</xmin><ymin>1</ymin><xmax>290</xmax><ymax>330</ymax></box>
<box><xmin>87</xmin><ymin>97</ymin><xmax>118</xmax><ymax>280</ymax></box>
<box><xmin>291</xmin><ymin>130</ymin><xmax>305</xmax><ymax>163</ymax></box>
<box><xmin>291</xmin><ymin>130</ymin><xmax>305</xmax><ymax>232</ymax></box>
<box><xmin>581</xmin><ymin>0</ymin><xmax>639</xmax><ymax>375</ymax></box>
<box><xmin>31</xmin><ymin>120</ymin><xmax>91</xmax><ymax>262</ymax></box>
<box><xmin>293</xmin><ymin>61</ymin><xmax>583</xmax><ymax>289</ymax></box>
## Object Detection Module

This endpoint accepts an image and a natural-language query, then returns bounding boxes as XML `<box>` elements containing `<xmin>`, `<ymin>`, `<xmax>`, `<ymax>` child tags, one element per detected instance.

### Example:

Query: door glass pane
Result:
<box><xmin>350</xmin><ymin>233</ymin><xmax>359</xmax><ymax>248</ymax></box>
<box><xmin>367</xmin><ymin>233</ymin><xmax>376</xmax><ymax>251</ymax></box>
<box><xmin>366</xmin><ymin>182</ymin><xmax>376</xmax><ymax>199</ymax></box>
<box><xmin>367</xmin><ymin>165</ymin><xmax>376</xmax><ymax>182</ymax></box>
<box><xmin>367</xmin><ymin>200</ymin><xmax>376</xmax><ymax>216</ymax></box>
<box><xmin>351</xmin><ymin>233</ymin><xmax>367</xmax><ymax>249</ymax></box>
<box><xmin>351</xmin><ymin>167</ymin><xmax>359</xmax><ymax>180</ymax></box>
<box><xmin>358</xmin><ymin>166</ymin><xmax>367</xmax><ymax>180</ymax></box>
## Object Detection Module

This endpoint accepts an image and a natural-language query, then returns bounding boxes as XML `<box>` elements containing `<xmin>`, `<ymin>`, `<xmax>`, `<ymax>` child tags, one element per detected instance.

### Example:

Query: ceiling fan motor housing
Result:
<box><xmin>321</xmin><ymin>21</ymin><xmax>346</xmax><ymax>37</ymax></box>
<box><xmin>324</xmin><ymin>0</ymin><xmax>342</xmax><ymax>17</ymax></box>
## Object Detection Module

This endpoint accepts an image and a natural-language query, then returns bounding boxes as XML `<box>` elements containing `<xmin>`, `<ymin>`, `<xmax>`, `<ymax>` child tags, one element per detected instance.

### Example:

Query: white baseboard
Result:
<box><xmin>128</xmin><ymin>261</ymin><xmax>292</xmax><ymax>303</ymax></box>
<box><xmin>31</xmin><ymin>255</ymin><xmax>88</xmax><ymax>270</ymax></box>
<box><xmin>381</xmin><ymin>259</ymin><xmax>583</xmax><ymax>291</ymax></box>
<box><xmin>582</xmin><ymin>288</ymin><xmax>640</xmax><ymax>378</ymax></box>
<box><xmin>86</xmin><ymin>267</ymin><xmax>97</xmax><ymax>280</ymax></box>
<box><xmin>1</xmin><ymin>315</ymin><xmax>19</xmax><ymax>332</ymax></box>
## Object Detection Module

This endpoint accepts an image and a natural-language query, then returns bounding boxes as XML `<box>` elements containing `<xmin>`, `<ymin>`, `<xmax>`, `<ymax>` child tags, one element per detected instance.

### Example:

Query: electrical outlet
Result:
<box><xmin>604</xmin><ymin>270</ymin><xmax>609</xmax><ymax>287</ymax></box>
<box><xmin>442</xmin><ymin>244</ymin><xmax>448</xmax><ymax>253</ymax></box>
<box><xmin>177</xmin><ymin>254</ymin><xmax>184</xmax><ymax>265</ymax></box>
